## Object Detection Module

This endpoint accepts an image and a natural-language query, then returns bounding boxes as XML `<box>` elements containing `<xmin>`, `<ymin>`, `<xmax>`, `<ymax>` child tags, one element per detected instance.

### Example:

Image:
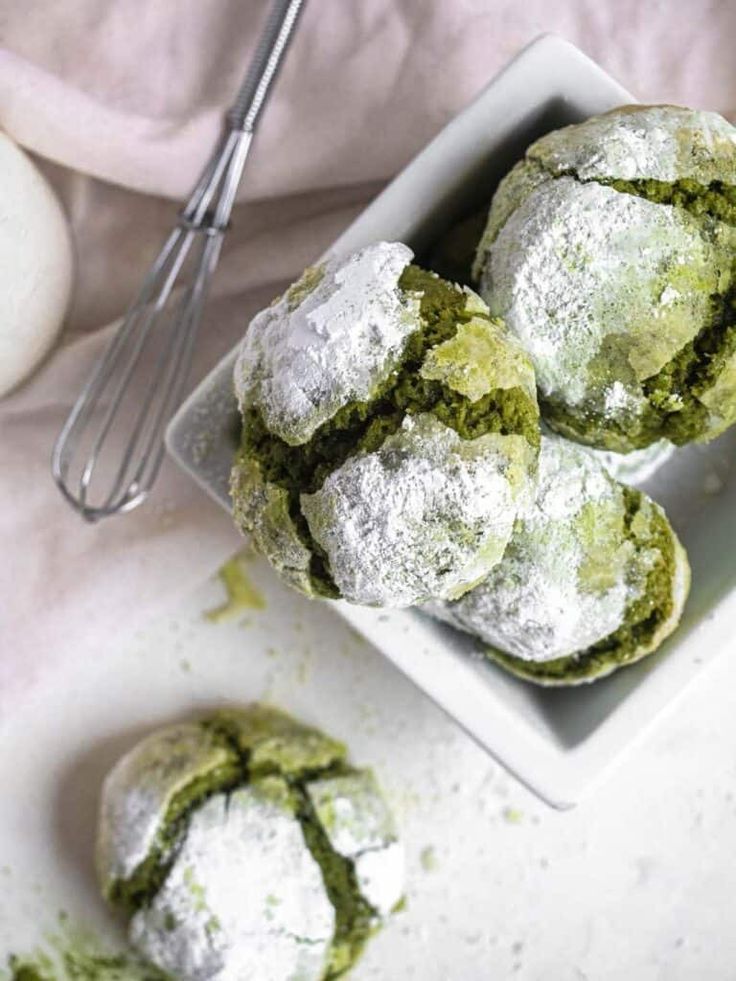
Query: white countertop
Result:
<box><xmin>1</xmin><ymin>549</ymin><xmax>735</xmax><ymax>980</ymax></box>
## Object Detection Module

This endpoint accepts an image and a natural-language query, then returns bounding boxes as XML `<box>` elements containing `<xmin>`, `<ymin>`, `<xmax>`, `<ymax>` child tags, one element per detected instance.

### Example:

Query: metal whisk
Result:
<box><xmin>52</xmin><ymin>0</ymin><xmax>305</xmax><ymax>521</ymax></box>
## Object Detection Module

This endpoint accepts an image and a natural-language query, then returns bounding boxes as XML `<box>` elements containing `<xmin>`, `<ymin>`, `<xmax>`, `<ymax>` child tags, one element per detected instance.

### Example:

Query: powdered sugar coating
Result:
<box><xmin>474</xmin><ymin>106</ymin><xmax>736</xmax><ymax>451</ymax></box>
<box><xmin>588</xmin><ymin>439</ymin><xmax>675</xmax><ymax>485</ymax></box>
<box><xmin>482</xmin><ymin>176</ymin><xmax>731</xmax><ymax>417</ymax></box>
<box><xmin>96</xmin><ymin>723</ymin><xmax>232</xmax><ymax>891</ymax></box>
<box><xmin>301</xmin><ymin>414</ymin><xmax>536</xmax><ymax>607</ymax></box>
<box><xmin>427</xmin><ymin>437</ymin><xmax>641</xmax><ymax>662</ymax></box>
<box><xmin>130</xmin><ymin>782</ymin><xmax>334</xmax><ymax>981</ymax></box>
<box><xmin>306</xmin><ymin>772</ymin><xmax>404</xmax><ymax>917</ymax></box>
<box><xmin>354</xmin><ymin>844</ymin><xmax>405</xmax><ymax>919</ymax></box>
<box><xmin>528</xmin><ymin>105</ymin><xmax>736</xmax><ymax>184</ymax></box>
<box><xmin>234</xmin><ymin>242</ymin><xmax>420</xmax><ymax>446</ymax></box>
<box><xmin>98</xmin><ymin>709</ymin><xmax>405</xmax><ymax>979</ymax></box>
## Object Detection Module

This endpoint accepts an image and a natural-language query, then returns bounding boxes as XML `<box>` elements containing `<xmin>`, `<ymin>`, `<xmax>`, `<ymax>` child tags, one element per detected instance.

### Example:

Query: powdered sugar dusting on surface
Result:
<box><xmin>528</xmin><ymin>105</ymin><xmax>736</xmax><ymax>184</ymax></box>
<box><xmin>307</xmin><ymin>771</ymin><xmax>405</xmax><ymax>917</ymax></box>
<box><xmin>234</xmin><ymin>242</ymin><xmax>420</xmax><ymax>446</ymax></box>
<box><xmin>484</xmin><ymin>178</ymin><xmax>714</xmax><ymax>413</ymax></box>
<box><xmin>353</xmin><ymin>842</ymin><xmax>405</xmax><ymax>919</ymax></box>
<box><xmin>130</xmin><ymin>784</ymin><xmax>334</xmax><ymax>981</ymax></box>
<box><xmin>96</xmin><ymin>724</ymin><xmax>231</xmax><ymax>887</ymax></box>
<box><xmin>428</xmin><ymin>437</ymin><xmax>636</xmax><ymax>662</ymax></box>
<box><xmin>301</xmin><ymin>414</ymin><xmax>535</xmax><ymax>607</ymax></box>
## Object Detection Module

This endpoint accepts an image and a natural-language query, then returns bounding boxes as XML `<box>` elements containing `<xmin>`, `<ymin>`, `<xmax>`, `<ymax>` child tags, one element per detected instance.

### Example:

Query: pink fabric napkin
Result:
<box><xmin>2</xmin><ymin>0</ymin><xmax>735</xmax><ymax>706</ymax></box>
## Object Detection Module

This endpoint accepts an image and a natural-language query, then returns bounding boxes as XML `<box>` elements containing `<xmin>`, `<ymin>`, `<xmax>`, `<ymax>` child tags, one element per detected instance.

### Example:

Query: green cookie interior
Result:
<box><xmin>236</xmin><ymin>265</ymin><xmax>540</xmax><ymax>596</ymax></box>
<box><xmin>486</xmin><ymin>487</ymin><xmax>678</xmax><ymax>684</ymax></box>
<box><xmin>107</xmin><ymin>708</ymin><xmax>385</xmax><ymax>980</ymax></box>
<box><xmin>9</xmin><ymin>948</ymin><xmax>168</xmax><ymax>981</ymax></box>
<box><xmin>499</xmin><ymin>171</ymin><xmax>736</xmax><ymax>450</ymax></box>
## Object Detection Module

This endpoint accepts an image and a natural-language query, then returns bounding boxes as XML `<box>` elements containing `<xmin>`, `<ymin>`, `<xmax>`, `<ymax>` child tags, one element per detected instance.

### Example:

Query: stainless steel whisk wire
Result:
<box><xmin>52</xmin><ymin>0</ymin><xmax>305</xmax><ymax>522</ymax></box>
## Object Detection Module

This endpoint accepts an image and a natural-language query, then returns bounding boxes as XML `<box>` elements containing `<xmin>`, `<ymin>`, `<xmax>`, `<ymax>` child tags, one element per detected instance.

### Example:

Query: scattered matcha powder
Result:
<box><xmin>502</xmin><ymin>806</ymin><xmax>524</xmax><ymax>825</ymax></box>
<box><xmin>204</xmin><ymin>552</ymin><xmax>265</xmax><ymax>623</ymax></box>
<box><xmin>7</xmin><ymin>926</ymin><xmax>170</xmax><ymax>981</ymax></box>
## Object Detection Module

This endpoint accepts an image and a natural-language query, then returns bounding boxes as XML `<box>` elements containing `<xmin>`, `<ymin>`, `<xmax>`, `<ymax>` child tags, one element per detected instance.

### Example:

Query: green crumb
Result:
<box><xmin>236</xmin><ymin>264</ymin><xmax>539</xmax><ymax>596</ymax></box>
<box><xmin>488</xmin><ymin>488</ymin><xmax>679</xmax><ymax>683</ymax></box>
<box><xmin>9</xmin><ymin>960</ymin><xmax>51</xmax><ymax>981</ymax></box>
<box><xmin>204</xmin><ymin>553</ymin><xmax>266</xmax><ymax>623</ymax></box>
<box><xmin>60</xmin><ymin>949</ymin><xmax>160</xmax><ymax>981</ymax></box>
<box><xmin>8</xmin><ymin>932</ymin><xmax>171</xmax><ymax>981</ymax></box>
<box><xmin>419</xmin><ymin>846</ymin><xmax>438</xmax><ymax>872</ymax></box>
<box><xmin>502</xmin><ymin>807</ymin><xmax>523</xmax><ymax>825</ymax></box>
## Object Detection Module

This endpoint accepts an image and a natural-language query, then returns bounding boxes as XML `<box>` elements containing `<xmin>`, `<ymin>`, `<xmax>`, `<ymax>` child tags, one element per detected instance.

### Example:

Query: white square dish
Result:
<box><xmin>166</xmin><ymin>34</ymin><xmax>736</xmax><ymax>808</ymax></box>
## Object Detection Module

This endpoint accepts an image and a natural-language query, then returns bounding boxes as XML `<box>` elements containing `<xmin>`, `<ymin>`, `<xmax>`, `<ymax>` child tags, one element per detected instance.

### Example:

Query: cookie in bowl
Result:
<box><xmin>426</xmin><ymin>436</ymin><xmax>690</xmax><ymax>685</ymax></box>
<box><xmin>231</xmin><ymin>241</ymin><xmax>539</xmax><ymax>606</ymax></box>
<box><xmin>474</xmin><ymin>105</ymin><xmax>736</xmax><ymax>452</ymax></box>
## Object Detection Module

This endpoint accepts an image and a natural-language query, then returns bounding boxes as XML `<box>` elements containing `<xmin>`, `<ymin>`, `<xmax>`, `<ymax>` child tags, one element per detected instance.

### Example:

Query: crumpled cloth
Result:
<box><xmin>1</xmin><ymin>0</ymin><xmax>735</xmax><ymax>705</ymax></box>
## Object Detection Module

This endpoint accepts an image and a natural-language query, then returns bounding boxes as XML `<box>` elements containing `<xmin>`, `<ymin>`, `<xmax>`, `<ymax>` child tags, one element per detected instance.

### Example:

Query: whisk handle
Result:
<box><xmin>227</xmin><ymin>0</ymin><xmax>305</xmax><ymax>132</ymax></box>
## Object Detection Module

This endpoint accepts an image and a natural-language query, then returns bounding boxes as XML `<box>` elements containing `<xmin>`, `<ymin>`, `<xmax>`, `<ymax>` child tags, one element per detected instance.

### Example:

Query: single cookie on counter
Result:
<box><xmin>425</xmin><ymin>436</ymin><xmax>690</xmax><ymax>685</ymax></box>
<box><xmin>97</xmin><ymin>704</ymin><xmax>404</xmax><ymax>981</ymax></box>
<box><xmin>474</xmin><ymin>105</ymin><xmax>736</xmax><ymax>452</ymax></box>
<box><xmin>231</xmin><ymin>241</ymin><xmax>539</xmax><ymax>607</ymax></box>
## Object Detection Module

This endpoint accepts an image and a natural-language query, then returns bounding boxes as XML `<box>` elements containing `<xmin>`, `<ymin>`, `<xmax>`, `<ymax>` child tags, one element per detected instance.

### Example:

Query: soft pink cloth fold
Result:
<box><xmin>2</xmin><ymin>0</ymin><xmax>735</xmax><ymax>705</ymax></box>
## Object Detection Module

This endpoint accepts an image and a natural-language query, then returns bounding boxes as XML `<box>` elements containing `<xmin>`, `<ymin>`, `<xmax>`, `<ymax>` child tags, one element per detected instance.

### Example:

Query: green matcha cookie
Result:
<box><xmin>426</xmin><ymin>436</ymin><xmax>690</xmax><ymax>685</ymax></box>
<box><xmin>474</xmin><ymin>105</ymin><xmax>736</xmax><ymax>452</ymax></box>
<box><xmin>231</xmin><ymin>241</ymin><xmax>539</xmax><ymax>606</ymax></box>
<box><xmin>97</xmin><ymin>705</ymin><xmax>404</xmax><ymax>980</ymax></box>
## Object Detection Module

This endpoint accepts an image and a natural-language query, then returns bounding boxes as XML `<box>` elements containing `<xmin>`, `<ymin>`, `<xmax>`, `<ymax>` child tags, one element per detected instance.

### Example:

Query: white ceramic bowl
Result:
<box><xmin>166</xmin><ymin>35</ymin><xmax>736</xmax><ymax>808</ymax></box>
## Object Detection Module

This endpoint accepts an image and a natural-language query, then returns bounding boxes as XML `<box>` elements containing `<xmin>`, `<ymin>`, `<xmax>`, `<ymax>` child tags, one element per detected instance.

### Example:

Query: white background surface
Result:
<box><xmin>1</xmin><ymin>548</ymin><xmax>735</xmax><ymax>980</ymax></box>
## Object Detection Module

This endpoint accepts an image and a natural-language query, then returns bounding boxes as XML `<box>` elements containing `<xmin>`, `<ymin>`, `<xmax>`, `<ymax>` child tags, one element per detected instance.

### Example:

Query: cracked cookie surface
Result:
<box><xmin>97</xmin><ymin>705</ymin><xmax>404</xmax><ymax>981</ymax></box>
<box><xmin>425</xmin><ymin>436</ymin><xmax>690</xmax><ymax>686</ymax></box>
<box><xmin>475</xmin><ymin>105</ymin><xmax>736</xmax><ymax>451</ymax></box>
<box><xmin>231</xmin><ymin>242</ymin><xmax>539</xmax><ymax>606</ymax></box>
